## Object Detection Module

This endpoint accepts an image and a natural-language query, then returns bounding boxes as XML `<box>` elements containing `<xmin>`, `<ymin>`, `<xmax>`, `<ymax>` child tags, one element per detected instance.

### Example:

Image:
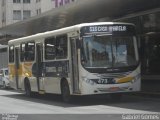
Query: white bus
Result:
<box><xmin>8</xmin><ymin>22</ymin><xmax>140</xmax><ymax>102</ymax></box>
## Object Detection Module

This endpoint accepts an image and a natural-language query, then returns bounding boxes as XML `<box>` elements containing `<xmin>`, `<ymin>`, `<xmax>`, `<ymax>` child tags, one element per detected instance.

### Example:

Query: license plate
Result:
<box><xmin>109</xmin><ymin>87</ymin><xmax>119</xmax><ymax>91</ymax></box>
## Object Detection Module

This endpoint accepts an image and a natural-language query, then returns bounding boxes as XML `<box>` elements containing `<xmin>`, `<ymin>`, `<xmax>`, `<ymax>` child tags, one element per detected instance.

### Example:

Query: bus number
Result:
<box><xmin>98</xmin><ymin>78</ymin><xmax>108</xmax><ymax>84</ymax></box>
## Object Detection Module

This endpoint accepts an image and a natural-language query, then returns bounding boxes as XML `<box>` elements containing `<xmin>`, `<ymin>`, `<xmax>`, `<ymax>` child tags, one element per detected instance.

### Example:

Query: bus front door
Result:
<box><xmin>36</xmin><ymin>43</ymin><xmax>45</xmax><ymax>93</ymax></box>
<box><xmin>70</xmin><ymin>38</ymin><xmax>80</xmax><ymax>94</ymax></box>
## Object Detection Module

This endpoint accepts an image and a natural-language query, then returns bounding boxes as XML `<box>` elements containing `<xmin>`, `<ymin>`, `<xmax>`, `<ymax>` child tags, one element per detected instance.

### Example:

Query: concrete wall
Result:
<box><xmin>0</xmin><ymin>0</ymin><xmax>76</xmax><ymax>28</ymax></box>
<box><xmin>0</xmin><ymin>45</ymin><xmax>8</xmax><ymax>69</ymax></box>
<box><xmin>0</xmin><ymin>0</ymin><xmax>37</xmax><ymax>27</ymax></box>
<box><xmin>0</xmin><ymin>0</ymin><xmax>2</xmax><ymax>27</ymax></box>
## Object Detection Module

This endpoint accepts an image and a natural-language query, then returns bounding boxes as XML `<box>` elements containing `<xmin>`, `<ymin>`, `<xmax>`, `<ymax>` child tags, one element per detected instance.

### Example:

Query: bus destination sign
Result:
<box><xmin>80</xmin><ymin>24</ymin><xmax>136</xmax><ymax>36</ymax></box>
<box><xmin>89</xmin><ymin>25</ymin><xmax>127</xmax><ymax>32</ymax></box>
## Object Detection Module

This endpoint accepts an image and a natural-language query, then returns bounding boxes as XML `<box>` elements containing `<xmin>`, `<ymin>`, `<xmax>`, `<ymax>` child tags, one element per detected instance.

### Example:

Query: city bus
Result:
<box><xmin>8</xmin><ymin>22</ymin><xmax>140</xmax><ymax>102</ymax></box>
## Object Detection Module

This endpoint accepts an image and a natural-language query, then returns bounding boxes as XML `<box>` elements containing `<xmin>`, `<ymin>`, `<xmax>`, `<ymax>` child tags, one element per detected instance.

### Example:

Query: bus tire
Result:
<box><xmin>3</xmin><ymin>81</ymin><xmax>6</xmax><ymax>89</ymax></box>
<box><xmin>110</xmin><ymin>93</ymin><xmax>122</xmax><ymax>101</ymax></box>
<box><xmin>61</xmin><ymin>80</ymin><xmax>71</xmax><ymax>102</ymax></box>
<box><xmin>24</xmin><ymin>79</ymin><xmax>32</xmax><ymax>97</ymax></box>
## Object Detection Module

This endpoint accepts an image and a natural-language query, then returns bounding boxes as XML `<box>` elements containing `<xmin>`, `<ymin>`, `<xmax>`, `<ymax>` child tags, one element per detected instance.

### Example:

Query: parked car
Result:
<box><xmin>0</xmin><ymin>68</ymin><xmax>10</xmax><ymax>89</ymax></box>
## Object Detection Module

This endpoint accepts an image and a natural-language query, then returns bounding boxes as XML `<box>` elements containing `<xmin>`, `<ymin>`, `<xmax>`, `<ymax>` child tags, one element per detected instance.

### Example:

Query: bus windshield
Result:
<box><xmin>81</xmin><ymin>35</ymin><xmax>139</xmax><ymax>72</ymax></box>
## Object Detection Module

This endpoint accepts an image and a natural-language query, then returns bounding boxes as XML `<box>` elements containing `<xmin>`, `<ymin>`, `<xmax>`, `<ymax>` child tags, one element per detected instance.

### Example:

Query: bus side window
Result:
<box><xmin>25</xmin><ymin>42</ymin><xmax>35</xmax><ymax>61</ymax></box>
<box><xmin>20</xmin><ymin>43</ymin><xmax>25</xmax><ymax>62</ymax></box>
<box><xmin>45</xmin><ymin>37</ymin><xmax>56</xmax><ymax>60</ymax></box>
<box><xmin>9</xmin><ymin>45</ymin><xmax>14</xmax><ymax>63</ymax></box>
<box><xmin>56</xmin><ymin>35</ymin><xmax>67</xmax><ymax>59</ymax></box>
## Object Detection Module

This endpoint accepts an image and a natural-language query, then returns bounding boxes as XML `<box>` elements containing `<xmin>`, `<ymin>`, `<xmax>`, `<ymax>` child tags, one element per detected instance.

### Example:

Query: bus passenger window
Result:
<box><xmin>25</xmin><ymin>42</ymin><xmax>35</xmax><ymax>61</ymax></box>
<box><xmin>56</xmin><ymin>35</ymin><xmax>67</xmax><ymax>59</ymax></box>
<box><xmin>45</xmin><ymin>37</ymin><xmax>56</xmax><ymax>60</ymax></box>
<box><xmin>9</xmin><ymin>46</ymin><xmax>14</xmax><ymax>63</ymax></box>
<box><xmin>20</xmin><ymin>43</ymin><xmax>25</xmax><ymax>62</ymax></box>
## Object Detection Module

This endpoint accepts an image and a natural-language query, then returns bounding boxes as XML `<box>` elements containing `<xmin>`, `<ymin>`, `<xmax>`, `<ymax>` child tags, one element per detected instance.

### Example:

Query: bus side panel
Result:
<box><xmin>9</xmin><ymin>64</ymin><xmax>17</xmax><ymax>89</ymax></box>
<box><xmin>24</xmin><ymin>62</ymin><xmax>38</xmax><ymax>92</ymax></box>
<box><xmin>44</xmin><ymin>77</ymin><xmax>61</xmax><ymax>94</ymax></box>
<box><xmin>42</xmin><ymin>61</ymin><xmax>70</xmax><ymax>94</ymax></box>
<box><xmin>9</xmin><ymin>63</ymin><xmax>23</xmax><ymax>89</ymax></box>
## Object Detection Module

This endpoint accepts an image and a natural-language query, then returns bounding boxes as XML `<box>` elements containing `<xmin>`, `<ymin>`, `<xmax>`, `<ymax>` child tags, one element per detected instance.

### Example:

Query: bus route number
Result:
<box><xmin>89</xmin><ymin>26</ymin><xmax>108</xmax><ymax>32</ymax></box>
<box><xmin>89</xmin><ymin>26</ymin><xmax>127</xmax><ymax>32</ymax></box>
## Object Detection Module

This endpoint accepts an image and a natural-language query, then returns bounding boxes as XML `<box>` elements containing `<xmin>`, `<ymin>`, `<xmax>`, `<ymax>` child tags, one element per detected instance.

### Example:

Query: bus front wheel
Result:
<box><xmin>61</xmin><ymin>80</ymin><xmax>71</xmax><ymax>102</ymax></box>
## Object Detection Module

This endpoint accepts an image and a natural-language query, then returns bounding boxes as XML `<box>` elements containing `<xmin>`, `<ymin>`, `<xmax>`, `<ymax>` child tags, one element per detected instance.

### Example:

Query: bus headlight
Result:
<box><xmin>82</xmin><ymin>77</ymin><xmax>96</xmax><ymax>85</ymax></box>
<box><xmin>132</xmin><ymin>73</ymin><xmax>141</xmax><ymax>83</ymax></box>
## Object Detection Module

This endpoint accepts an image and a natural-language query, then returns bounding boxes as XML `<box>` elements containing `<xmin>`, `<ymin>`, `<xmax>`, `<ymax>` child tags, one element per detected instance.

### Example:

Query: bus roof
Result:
<box><xmin>8</xmin><ymin>22</ymin><xmax>134</xmax><ymax>45</ymax></box>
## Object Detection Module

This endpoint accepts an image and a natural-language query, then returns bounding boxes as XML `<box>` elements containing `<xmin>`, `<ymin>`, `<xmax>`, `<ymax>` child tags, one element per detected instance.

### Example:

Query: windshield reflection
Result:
<box><xmin>81</xmin><ymin>35</ymin><xmax>138</xmax><ymax>69</ymax></box>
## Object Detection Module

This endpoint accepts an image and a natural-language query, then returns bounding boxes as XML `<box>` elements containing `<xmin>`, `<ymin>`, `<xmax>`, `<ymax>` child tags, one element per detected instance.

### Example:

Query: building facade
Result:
<box><xmin>0</xmin><ymin>0</ymin><xmax>36</xmax><ymax>27</ymax></box>
<box><xmin>35</xmin><ymin>0</ymin><xmax>55</xmax><ymax>15</ymax></box>
<box><xmin>0</xmin><ymin>0</ymin><xmax>76</xmax><ymax>27</ymax></box>
<box><xmin>55</xmin><ymin>0</ymin><xmax>75</xmax><ymax>8</ymax></box>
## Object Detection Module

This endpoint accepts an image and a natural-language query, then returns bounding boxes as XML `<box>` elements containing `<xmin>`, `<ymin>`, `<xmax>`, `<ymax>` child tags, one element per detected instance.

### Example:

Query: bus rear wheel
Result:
<box><xmin>24</xmin><ymin>80</ymin><xmax>32</xmax><ymax>97</ymax></box>
<box><xmin>61</xmin><ymin>80</ymin><xmax>71</xmax><ymax>102</ymax></box>
<box><xmin>2</xmin><ymin>81</ymin><xmax>6</xmax><ymax>89</ymax></box>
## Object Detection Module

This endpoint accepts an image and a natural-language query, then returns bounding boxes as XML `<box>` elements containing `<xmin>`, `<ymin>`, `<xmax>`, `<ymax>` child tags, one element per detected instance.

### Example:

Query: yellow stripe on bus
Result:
<box><xmin>8</xmin><ymin>64</ymin><xmax>23</xmax><ymax>75</ymax></box>
<box><xmin>117</xmin><ymin>76</ymin><xmax>134</xmax><ymax>83</ymax></box>
<box><xmin>9</xmin><ymin>62</ymin><xmax>33</xmax><ymax>78</ymax></box>
<box><xmin>23</xmin><ymin>63</ymin><xmax>33</xmax><ymax>77</ymax></box>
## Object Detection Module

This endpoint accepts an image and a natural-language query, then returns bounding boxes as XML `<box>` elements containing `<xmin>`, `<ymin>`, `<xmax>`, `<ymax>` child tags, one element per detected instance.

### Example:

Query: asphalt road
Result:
<box><xmin>0</xmin><ymin>89</ymin><xmax>160</xmax><ymax>120</ymax></box>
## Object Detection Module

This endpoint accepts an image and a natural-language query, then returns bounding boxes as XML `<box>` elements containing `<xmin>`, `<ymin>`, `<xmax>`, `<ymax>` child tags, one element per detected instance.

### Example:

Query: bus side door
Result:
<box><xmin>36</xmin><ymin>43</ymin><xmax>45</xmax><ymax>93</ymax></box>
<box><xmin>70</xmin><ymin>37</ymin><xmax>80</xmax><ymax>94</ymax></box>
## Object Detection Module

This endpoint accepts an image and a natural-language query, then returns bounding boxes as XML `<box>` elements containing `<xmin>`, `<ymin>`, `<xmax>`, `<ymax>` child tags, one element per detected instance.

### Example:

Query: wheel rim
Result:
<box><xmin>62</xmin><ymin>82</ymin><xmax>70</xmax><ymax>102</ymax></box>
